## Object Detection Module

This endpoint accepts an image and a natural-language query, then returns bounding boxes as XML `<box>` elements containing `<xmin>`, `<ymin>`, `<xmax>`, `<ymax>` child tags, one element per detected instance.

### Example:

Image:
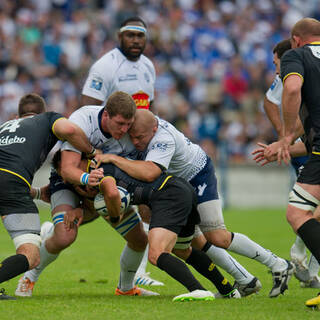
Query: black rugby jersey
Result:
<box><xmin>0</xmin><ymin>112</ymin><xmax>63</xmax><ymax>186</ymax></box>
<box><xmin>101</xmin><ymin>163</ymin><xmax>172</xmax><ymax>205</ymax></box>
<box><xmin>281</xmin><ymin>42</ymin><xmax>320</xmax><ymax>152</ymax></box>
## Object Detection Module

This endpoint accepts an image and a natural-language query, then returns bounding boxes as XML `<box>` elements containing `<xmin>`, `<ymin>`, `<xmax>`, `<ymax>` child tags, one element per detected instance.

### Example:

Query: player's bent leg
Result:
<box><xmin>193</xmin><ymin>229</ymin><xmax>259</xmax><ymax>297</ymax></box>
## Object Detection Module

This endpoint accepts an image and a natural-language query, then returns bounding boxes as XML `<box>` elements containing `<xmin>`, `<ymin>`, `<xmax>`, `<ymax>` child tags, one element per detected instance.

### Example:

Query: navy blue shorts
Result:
<box><xmin>189</xmin><ymin>157</ymin><xmax>219</xmax><ymax>204</ymax></box>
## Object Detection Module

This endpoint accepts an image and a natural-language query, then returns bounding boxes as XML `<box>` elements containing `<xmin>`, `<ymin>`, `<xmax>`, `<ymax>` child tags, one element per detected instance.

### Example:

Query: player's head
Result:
<box><xmin>291</xmin><ymin>17</ymin><xmax>320</xmax><ymax>48</ymax></box>
<box><xmin>102</xmin><ymin>91</ymin><xmax>136</xmax><ymax>140</ymax></box>
<box><xmin>118</xmin><ymin>16</ymin><xmax>147</xmax><ymax>61</ymax></box>
<box><xmin>272</xmin><ymin>39</ymin><xmax>291</xmax><ymax>74</ymax></box>
<box><xmin>129</xmin><ymin>109</ymin><xmax>158</xmax><ymax>151</ymax></box>
<box><xmin>18</xmin><ymin>93</ymin><xmax>46</xmax><ymax>117</ymax></box>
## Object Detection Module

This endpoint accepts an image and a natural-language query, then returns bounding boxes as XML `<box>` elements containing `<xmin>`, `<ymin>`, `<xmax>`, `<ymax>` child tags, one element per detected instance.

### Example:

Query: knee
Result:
<box><xmin>205</xmin><ymin>229</ymin><xmax>231</xmax><ymax>248</ymax></box>
<box><xmin>28</xmin><ymin>252</ymin><xmax>40</xmax><ymax>270</ymax></box>
<box><xmin>51</xmin><ymin>226</ymin><xmax>77</xmax><ymax>250</ymax></box>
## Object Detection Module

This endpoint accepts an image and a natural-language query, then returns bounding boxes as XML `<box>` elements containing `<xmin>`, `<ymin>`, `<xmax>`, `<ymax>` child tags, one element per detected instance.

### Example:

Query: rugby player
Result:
<box><xmin>81</xmin><ymin>16</ymin><xmax>161</xmax><ymax>286</ymax></box>
<box><xmin>0</xmin><ymin>93</ymin><xmax>95</xmax><ymax>300</ymax></box>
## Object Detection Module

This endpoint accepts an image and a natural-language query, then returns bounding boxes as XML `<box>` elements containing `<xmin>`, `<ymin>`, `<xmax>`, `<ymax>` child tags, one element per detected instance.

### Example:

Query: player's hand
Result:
<box><xmin>252</xmin><ymin>143</ymin><xmax>277</xmax><ymax>166</ymax></box>
<box><xmin>64</xmin><ymin>208</ymin><xmax>83</xmax><ymax>231</ymax></box>
<box><xmin>88</xmin><ymin>168</ymin><xmax>104</xmax><ymax>187</ymax></box>
<box><xmin>94</xmin><ymin>154</ymin><xmax>115</xmax><ymax>167</ymax></box>
<box><xmin>264</xmin><ymin>141</ymin><xmax>282</xmax><ymax>158</ymax></box>
<box><xmin>277</xmin><ymin>136</ymin><xmax>292</xmax><ymax>165</ymax></box>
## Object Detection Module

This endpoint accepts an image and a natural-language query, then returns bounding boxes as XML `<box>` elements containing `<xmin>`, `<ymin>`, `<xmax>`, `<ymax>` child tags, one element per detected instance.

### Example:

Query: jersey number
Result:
<box><xmin>0</xmin><ymin>119</ymin><xmax>24</xmax><ymax>134</ymax></box>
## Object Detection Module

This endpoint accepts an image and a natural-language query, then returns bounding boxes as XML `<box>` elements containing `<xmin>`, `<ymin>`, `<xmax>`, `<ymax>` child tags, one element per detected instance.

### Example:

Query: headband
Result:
<box><xmin>119</xmin><ymin>25</ymin><xmax>147</xmax><ymax>34</ymax></box>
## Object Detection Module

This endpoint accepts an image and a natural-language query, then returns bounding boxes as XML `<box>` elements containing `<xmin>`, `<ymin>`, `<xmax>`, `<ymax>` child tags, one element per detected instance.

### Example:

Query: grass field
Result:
<box><xmin>1</xmin><ymin>206</ymin><xmax>319</xmax><ymax>320</ymax></box>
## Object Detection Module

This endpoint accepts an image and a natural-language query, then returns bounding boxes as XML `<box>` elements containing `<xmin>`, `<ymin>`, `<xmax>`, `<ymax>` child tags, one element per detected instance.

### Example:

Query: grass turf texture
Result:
<box><xmin>1</xmin><ymin>207</ymin><xmax>319</xmax><ymax>320</ymax></box>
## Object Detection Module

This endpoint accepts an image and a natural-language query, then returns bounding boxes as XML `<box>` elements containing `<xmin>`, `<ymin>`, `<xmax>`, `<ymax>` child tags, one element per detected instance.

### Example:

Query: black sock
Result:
<box><xmin>297</xmin><ymin>219</ymin><xmax>320</xmax><ymax>264</ymax></box>
<box><xmin>186</xmin><ymin>248</ymin><xmax>233</xmax><ymax>295</ymax></box>
<box><xmin>157</xmin><ymin>252</ymin><xmax>206</xmax><ymax>292</ymax></box>
<box><xmin>0</xmin><ymin>254</ymin><xmax>29</xmax><ymax>283</ymax></box>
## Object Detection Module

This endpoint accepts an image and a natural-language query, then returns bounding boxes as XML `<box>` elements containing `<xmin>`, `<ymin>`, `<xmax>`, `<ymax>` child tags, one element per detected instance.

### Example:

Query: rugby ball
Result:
<box><xmin>94</xmin><ymin>186</ymin><xmax>130</xmax><ymax>216</ymax></box>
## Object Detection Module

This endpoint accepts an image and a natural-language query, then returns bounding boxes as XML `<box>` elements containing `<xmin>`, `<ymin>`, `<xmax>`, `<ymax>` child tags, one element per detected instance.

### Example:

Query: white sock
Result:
<box><xmin>204</xmin><ymin>244</ymin><xmax>254</xmax><ymax>285</ymax></box>
<box><xmin>23</xmin><ymin>240</ymin><xmax>59</xmax><ymax>282</ymax></box>
<box><xmin>290</xmin><ymin>236</ymin><xmax>307</xmax><ymax>262</ymax></box>
<box><xmin>118</xmin><ymin>244</ymin><xmax>144</xmax><ymax>291</ymax></box>
<box><xmin>136</xmin><ymin>222</ymin><xmax>149</xmax><ymax>276</ymax></box>
<box><xmin>308</xmin><ymin>255</ymin><xmax>320</xmax><ymax>278</ymax></box>
<box><xmin>228</xmin><ymin>233</ymin><xmax>287</xmax><ymax>272</ymax></box>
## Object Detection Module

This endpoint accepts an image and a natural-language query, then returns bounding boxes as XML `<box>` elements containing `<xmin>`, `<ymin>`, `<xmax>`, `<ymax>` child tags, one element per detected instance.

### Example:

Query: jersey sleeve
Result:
<box><xmin>280</xmin><ymin>49</ymin><xmax>304</xmax><ymax>82</ymax></box>
<box><xmin>265</xmin><ymin>76</ymin><xmax>282</xmax><ymax>106</ymax></box>
<box><xmin>60</xmin><ymin>109</ymin><xmax>91</xmax><ymax>153</ymax></box>
<box><xmin>47</xmin><ymin>112</ymin><xmax>65</xmax><ymax>137</ymax></box>
<box><xmin>144</xmin><ymin>135</ymin><xmax>175</xmax><ymax>169</ymax></box>
<box><xmin>82</xmin><ymin>57</ymin><xmax>114</xmax><ymax>102</ymax></box>
<box><xmin>145</xmin><ymin>58</ymin><xmax>156</xmax><ymax>101</ymax></box>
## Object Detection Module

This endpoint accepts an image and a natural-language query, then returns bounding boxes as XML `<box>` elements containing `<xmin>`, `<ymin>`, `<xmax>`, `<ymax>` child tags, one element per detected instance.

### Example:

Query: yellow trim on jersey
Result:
<box><xmin>158</xmin><ymin>175</ymin><xmax>172</xmax><ymax>190</ymax></box>
<box><xmin>0</xmin><ymin>168</ymin><xmax>31</xmax><ymax>188</ymax></box>
<box><xmin>86</xmin><ymin>160</ymin><xmax>91</xmax><ymax>173</ymax></box>
<box><xmin>283</xmin><ymin>72</ymin><xmax>304</xmax><ymax>83</ymax></box>
<box><xmin>310</xmin><ymin>41</ymin><xmax>320</xmax><ymax>45</ymax></box>
<box><xmin>52</xmin><ymin>117</ymin><xmax>66</xmax><ymax>140</ymax></box>
<box><xmin>312</xmin><ymin>151</ymin><xmax>320</xmax><ymax>155</ymax></box>
<box><xmin>98</xmin><ymin>176</ymin><xmax>116</xmax><ymax>191</ymax></box>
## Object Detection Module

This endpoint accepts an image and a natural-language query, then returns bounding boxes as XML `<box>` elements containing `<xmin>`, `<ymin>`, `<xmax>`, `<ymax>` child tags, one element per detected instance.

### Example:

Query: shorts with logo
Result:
<box><xmin>0</xmin><ymin>170</ymin><xmax>38</xmax><ymax>216</ymax></box>
<box><xmin>149</xmin><ymin>177</ymin><xmax>200</xmax><ymax>237</ymax></box>
<box><xmin>189</xmin><ymin>156</ymin><xmax>219</xmax><ymax>204</ymax></box>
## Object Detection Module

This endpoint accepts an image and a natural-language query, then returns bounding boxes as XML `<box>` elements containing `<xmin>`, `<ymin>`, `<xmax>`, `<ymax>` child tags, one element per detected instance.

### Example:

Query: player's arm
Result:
<box><xmin>95</xmin><ymin>153</ymin><xmax>162</xmax><ymax>182</ymax></box>
<box><xmin>80</xmin><ymin>95</ymin><xmax>103</xmax><ymax>108</ymax></box>
<box><xmin>60</xmin><ymin>150</ymin><xmax>104</xmax><ymax>187</ymax></box>
<box><xmin>282</xmin><ymin>74</ymin><xmax>303</xmax><ymax>144</ymax></box>
<box><xmin>263</xmin><ymin>96</ymin><xmax>283</xmax><ymax>137</ymax></box>
<box><xmin>99</xmin><ymin>176</ymin><xmax>122</xmax><ymax>224</ymax></box>
<box><xmin>53</xmin><ymin>118</ymin><xmax>95</xmax><ymax>156</ymax></box>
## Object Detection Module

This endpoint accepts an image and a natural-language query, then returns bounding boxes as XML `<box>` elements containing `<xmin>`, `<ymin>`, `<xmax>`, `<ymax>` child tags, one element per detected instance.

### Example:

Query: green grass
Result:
<box><xmin>1</xmin><ymin>207</ymin><xmax>319</xmax><ymax>319</ymax></box>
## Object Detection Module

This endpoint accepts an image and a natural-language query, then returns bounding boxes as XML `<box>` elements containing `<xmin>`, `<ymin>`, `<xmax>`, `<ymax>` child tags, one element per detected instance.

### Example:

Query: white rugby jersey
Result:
<box><xmin>82</xmin><ymin>48</ymin><xmax>156</xmax><ymax>109</ymax></box>
<box><xmin>265</xmin><ymin>75</ymin><xmax>282</xmax><ymax>107</ymax></box>
<box><xmin>61</xmin><ymin>106</ymin><xmax>136</xmax><ymax>157</ymax></box>
<box><xmin>145</xmin><ymin>117</ymin><xmax>207</xmax><ymax>181</ymax></box>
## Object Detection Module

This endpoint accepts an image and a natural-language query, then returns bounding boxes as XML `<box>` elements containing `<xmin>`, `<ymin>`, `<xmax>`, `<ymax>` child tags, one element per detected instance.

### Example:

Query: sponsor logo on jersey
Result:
<box><xmin>151</xmin><ymin>142</ymin><xmax>168</xmax><ymax>152</ymax></box>
<box><xmin>132</xmin><ymin>91</ymin><xmax>150</xmax><ymax>109</ymax></box>
<box><xmin>0</xmin><ymin>135</ymin><xmax>26</xmax><ymax>146</ymax></box>
<box><xmin>90</xmin><ymin>77</ymin><xmax>103</xmax><ymax>91</ymax></box>
<box><xmin>119</xmin><ymin>74</ymin><xmax>138</xmax><ymax>82</ymax></box>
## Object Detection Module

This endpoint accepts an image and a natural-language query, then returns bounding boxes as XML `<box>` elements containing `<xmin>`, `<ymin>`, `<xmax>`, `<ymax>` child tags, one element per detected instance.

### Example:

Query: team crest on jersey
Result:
<box><xmin>132</xmin><ymin>91</ymin><xmax>150</xmax><ymax>109</ymax></box>
<box><xmin>90</xmin><ymin>77</ymin><xmax>103</xmax><ymax>91</ymax></box>
<box><xmin>151</xmin><ymin>143</ymin><xmax>168</xmax><ymax>152</ymax></box>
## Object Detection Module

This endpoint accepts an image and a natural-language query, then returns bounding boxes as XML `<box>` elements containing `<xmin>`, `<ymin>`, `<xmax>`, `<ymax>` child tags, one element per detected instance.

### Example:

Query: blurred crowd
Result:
<box><xmin>0</xmin><ymin>0</ymin><xmax>319</xmax><ymax>163</ymax></box>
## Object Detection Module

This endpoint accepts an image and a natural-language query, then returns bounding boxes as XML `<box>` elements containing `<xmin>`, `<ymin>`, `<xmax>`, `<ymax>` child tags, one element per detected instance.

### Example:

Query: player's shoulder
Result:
<box><xmin>140</xmin><ymin>54</ymin><xmax>155</xmax><ymax>70</ymax></box>
<box><xmin>91</xmin><ymin>48</ymin><xmax>122</xmax><ymax>69</ymax></box>
<box><xmin>70</xmin><ymin>105</ymin><xmax>103</xmax><ymax>119</ymax></box>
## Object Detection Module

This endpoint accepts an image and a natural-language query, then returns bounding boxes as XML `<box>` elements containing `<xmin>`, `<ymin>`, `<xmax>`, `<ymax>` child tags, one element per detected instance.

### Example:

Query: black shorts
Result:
<box><xmin>297</xmin><ymin>153</ymin><xmax>320</xmax><ymax>185</ymax></box>
<box><xmin>149</xmin><ymin>177</ymin><xmax>200</xmax><ymax>237</ymax></box>
<box><xmin>0</xmin><ymin>170</ymin><xmax>38</xmax><ymax>216</ymax></box>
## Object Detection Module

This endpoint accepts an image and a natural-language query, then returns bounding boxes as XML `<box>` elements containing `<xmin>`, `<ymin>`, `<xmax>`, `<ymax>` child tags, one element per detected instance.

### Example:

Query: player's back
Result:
<box><xmin>0</xmin><ymin>112</ymin><xmax>62</xmax><ymax>184</ymax></box>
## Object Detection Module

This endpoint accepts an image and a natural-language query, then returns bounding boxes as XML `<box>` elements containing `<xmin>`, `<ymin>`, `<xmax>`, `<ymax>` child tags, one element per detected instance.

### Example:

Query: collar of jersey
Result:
<box><xmin>309</xmin><ymin>41</ymin><xmax>320</xmax><ymax>45</ymax></box>
<box><xmin>117</xmin><ymin>47</ymin><xmax>140</xmax><ymax>62</ymax></box>
<box><xmin>98</xmin><ymin>108</ymin><xmax>112</xmax><ymax>139</ymax></box>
